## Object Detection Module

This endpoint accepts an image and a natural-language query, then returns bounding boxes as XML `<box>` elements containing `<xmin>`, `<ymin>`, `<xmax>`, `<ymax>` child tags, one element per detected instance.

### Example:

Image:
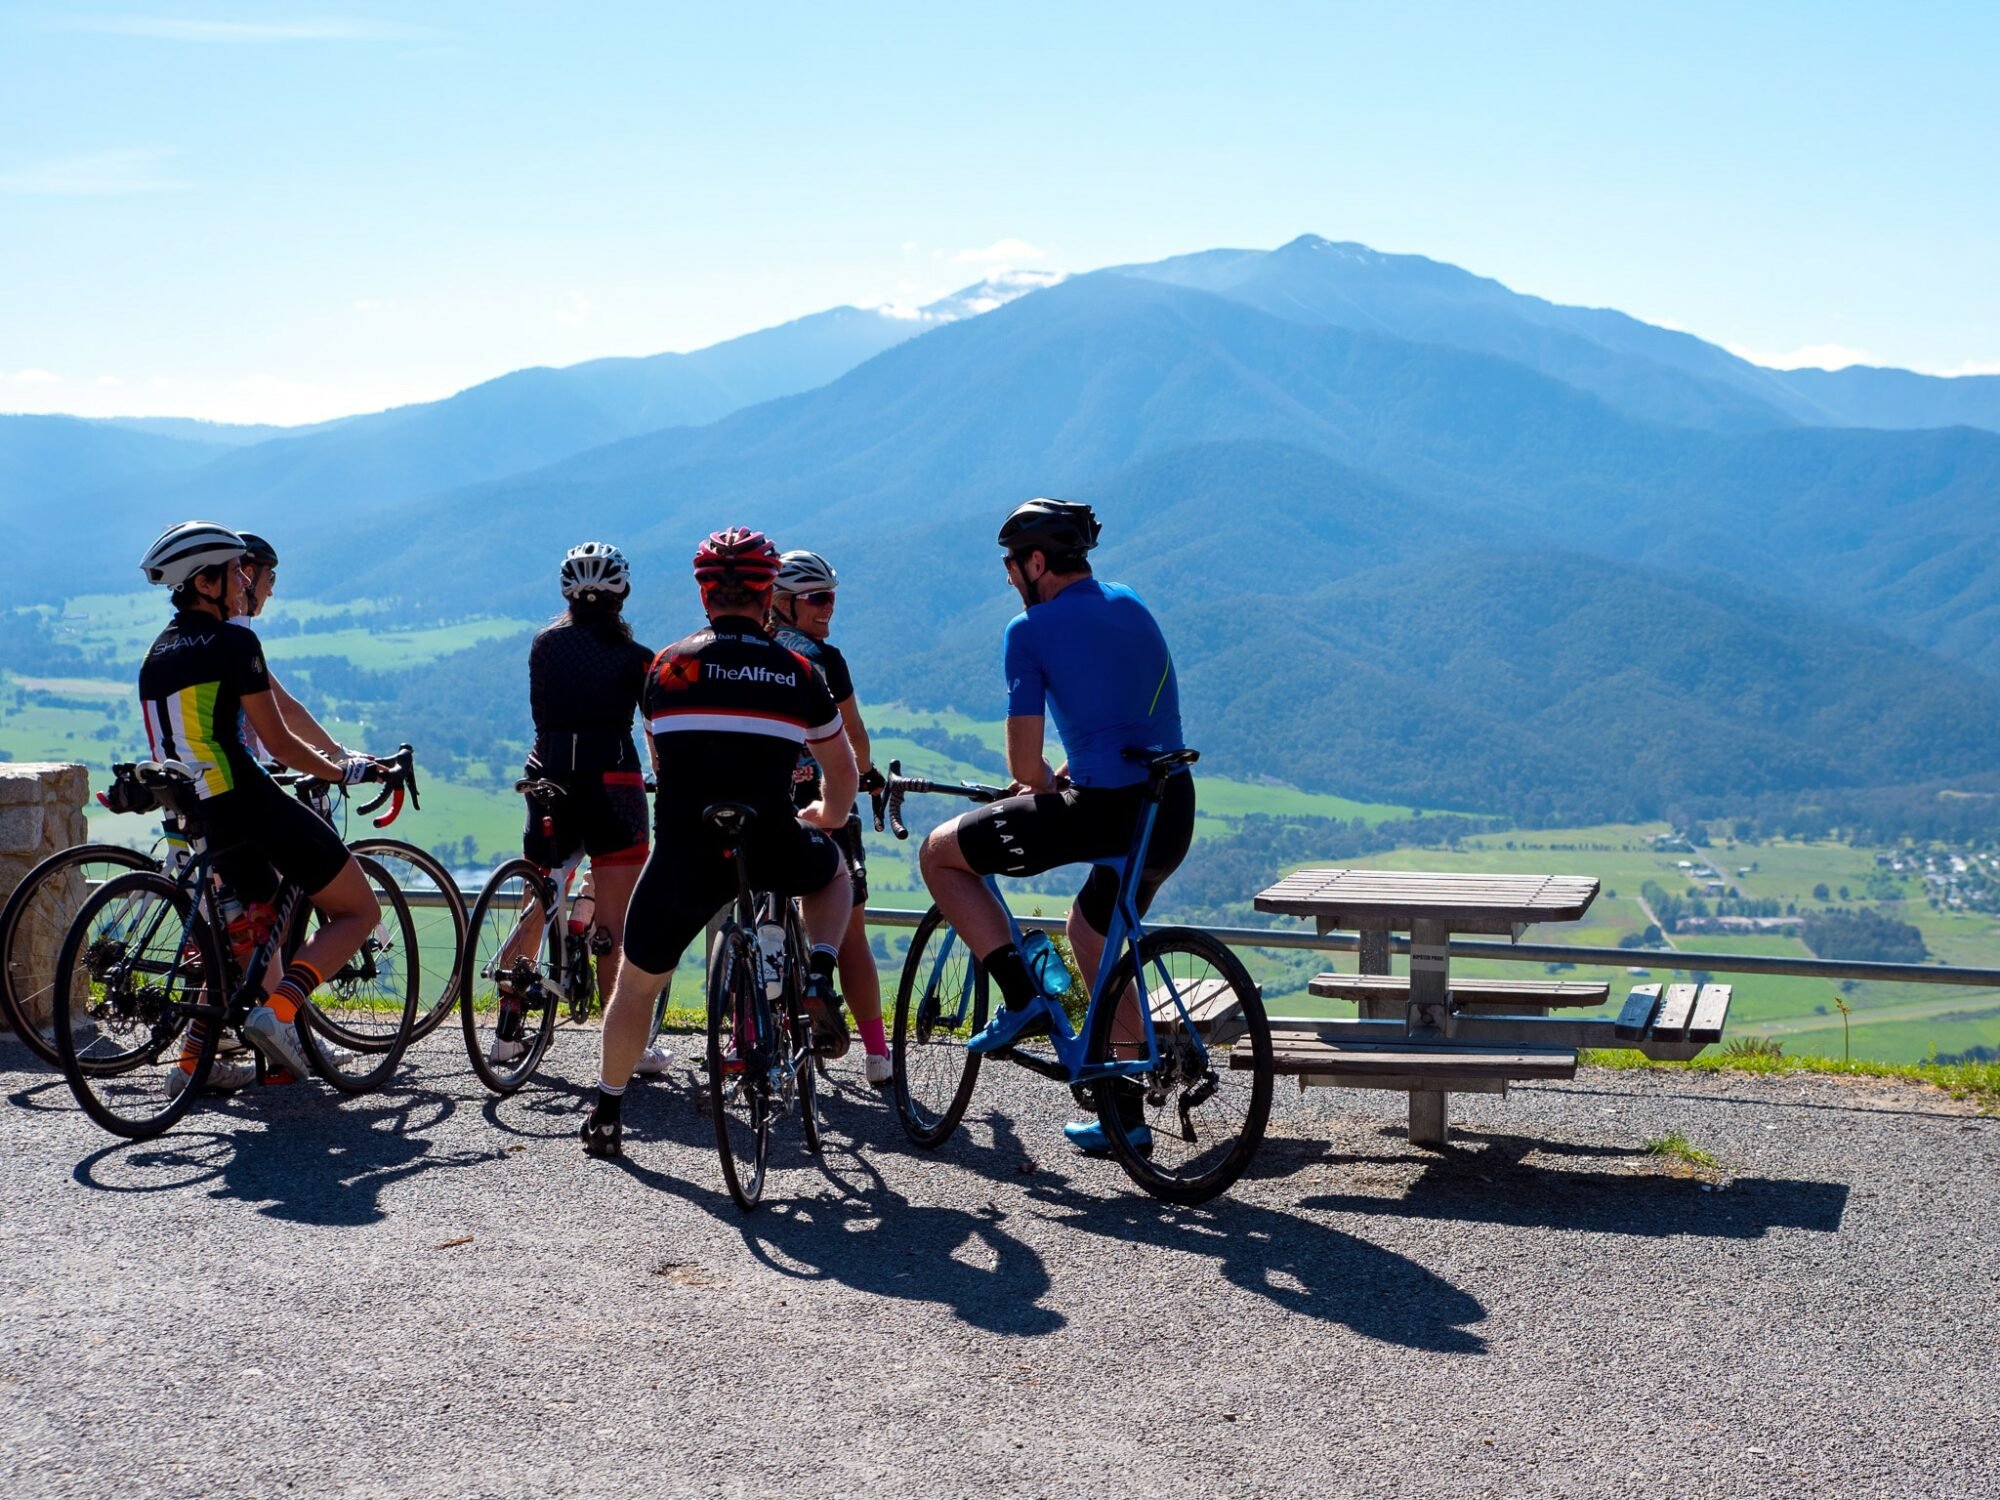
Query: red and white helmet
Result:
<box><xmin>692</xmin><ymin>527</ymin><xmax>780</xmax><ymax>593</ymax></box>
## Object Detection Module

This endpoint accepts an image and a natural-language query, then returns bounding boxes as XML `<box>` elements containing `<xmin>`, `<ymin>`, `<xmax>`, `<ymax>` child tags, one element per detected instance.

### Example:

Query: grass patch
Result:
<box><xmin>1643</xmin><ymin>1131</ymin><xmax>1721</xmax><ymax>1170</ymax></box>
<box><xmin>1581</xmin><ymin>1048</ymin><xmax>2000</xmax><ymax>1114</ymax></box>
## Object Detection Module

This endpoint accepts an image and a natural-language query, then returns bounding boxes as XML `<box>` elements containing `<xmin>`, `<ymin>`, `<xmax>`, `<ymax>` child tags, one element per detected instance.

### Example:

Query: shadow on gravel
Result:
<box><xmin>934</xmin><ymin>1109</ymin><xmax>1489</xmax><ymax>1353</ymax></box>
<box><xmin>70</xmin><ymin>1080</ymin><xmax>492</xmax><ymax>1226</ymax></box>
<box><xmin>1296</xmin><ymin>1130</ymin><xmax>1849</xmax><ymax>1239</ymax></box>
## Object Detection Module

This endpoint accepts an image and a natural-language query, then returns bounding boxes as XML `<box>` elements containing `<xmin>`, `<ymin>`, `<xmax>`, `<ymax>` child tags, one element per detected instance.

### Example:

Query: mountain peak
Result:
<box><xmin>866</xmin><ymin>269</ymin><xmax>1068</xmax><ymax>326</ymax></box>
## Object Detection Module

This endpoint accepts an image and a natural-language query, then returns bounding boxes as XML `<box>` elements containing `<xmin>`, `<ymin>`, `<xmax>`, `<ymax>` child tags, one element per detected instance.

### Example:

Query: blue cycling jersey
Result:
<box><xmin>1003</xmin><ymin>578</ymin><xmax>1184</xmax><ymax>789</ymax></box>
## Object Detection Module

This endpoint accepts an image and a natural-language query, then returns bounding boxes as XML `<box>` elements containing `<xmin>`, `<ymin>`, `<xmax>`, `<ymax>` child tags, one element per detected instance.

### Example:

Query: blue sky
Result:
<box><xmin>3</xmin><ymin>1</ymin><xmax>1995</xmax><ymax>424</ymax></box>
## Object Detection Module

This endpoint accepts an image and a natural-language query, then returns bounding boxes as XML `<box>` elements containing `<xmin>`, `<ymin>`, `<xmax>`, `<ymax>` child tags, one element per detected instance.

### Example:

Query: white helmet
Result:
<box><xmin>560</xmin><ymin>541</ymin><xmax>630</xmax><ymax>602</ymax></box>
<box><xmin>774</xmin><ymin>549</ymin><xmax>838</xmax><ymax>596</ymax></box>
<box><xmin>140</xmin><ymin>520</ymin><xmax>248</xmax><ymax>589</ymax></box>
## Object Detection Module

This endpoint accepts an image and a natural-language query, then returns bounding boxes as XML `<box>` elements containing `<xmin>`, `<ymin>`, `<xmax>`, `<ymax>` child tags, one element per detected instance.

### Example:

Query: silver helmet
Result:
<box><xmin>774</xmin><ymin>549</ymin><xmax>838</xmax><ymax>596</ymax></box>
<box><xmin>140</xmin><ymin>520</ymin><xmax>248</xmax><ymax>588</ymax></box>
<box><xmin>559</xmin><ymin>540</ymin><xmax>631</xmax><ymax>602</ymax></box>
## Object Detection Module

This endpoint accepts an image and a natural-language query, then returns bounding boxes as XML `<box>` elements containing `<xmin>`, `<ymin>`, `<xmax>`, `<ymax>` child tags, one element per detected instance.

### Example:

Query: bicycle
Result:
<box><xmin>879</xmin><ymin>749</ymin><xmax>1274</xmax><ymax>1206</ymax></box>
<box><xmin>49</xmin><ymin>756</ymin><xmax>422</xmax><ymax>1139</ymax></box>
<box><xmin>698</xmin><ymin>801</ymin><xmax>821</xmax><ymax>1210</ymax></box>
<box><xmin>458</xmin><ymin>777</ymin><xmax>618</xmax><ymax>1094</ymax></box>
<box><xmin>2</xmin><ymin>745</ymin><xmax>462</xmax><ymax>1064</ymax></box>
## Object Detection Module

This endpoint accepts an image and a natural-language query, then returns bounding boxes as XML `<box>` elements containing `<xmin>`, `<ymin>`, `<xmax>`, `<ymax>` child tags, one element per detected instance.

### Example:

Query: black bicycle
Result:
<box><xmin>50</xmin><ymin>757</ymin><xmax>421</xmax><ymax>1139</ymax></box>
<box><xmin>700</xmin><ymin>802</ymin><xmax>821</xmax><ymax>1210</ymax></box>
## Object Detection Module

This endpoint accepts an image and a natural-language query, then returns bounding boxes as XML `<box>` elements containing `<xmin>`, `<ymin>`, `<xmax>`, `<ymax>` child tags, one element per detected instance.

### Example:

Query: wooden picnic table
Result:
<box><xmin>1254</xmin><ymin>868</ymin><xmax>1600</xmax><ymax>1146</ymax></box>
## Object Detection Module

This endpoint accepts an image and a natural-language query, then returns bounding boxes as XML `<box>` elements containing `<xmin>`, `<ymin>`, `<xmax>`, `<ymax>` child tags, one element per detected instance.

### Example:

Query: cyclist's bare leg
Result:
<box><xmin>799</xmin><ymin>865</ymin><xmax>853</xmax><ymax>952</ymax></box>
<box><xmin>1068</xmin><ymin>906</ymin><xmax>1143</xmax><ymax>1054</ymax></box>
<box><xmin>598</xmin><ymin>959</ymin><xmax>671</xmax><ymax>1092</ymax></box>
<box><xmin>295</xmin><ymin>858</ymin><xmax>382</xmax><ymax>982</ymax></box>
<box><xmin>589</xmin><ymin>859</ymin><xmax>641</xmax><ymax>1000</ymax></box>
<box><xmin>837</xmin><ymin>905</ymin><xmax>879</xmax><ymax>1024</ymax></box>
<box><xmin>917</xmin><ymin>816</ymin><xmax>1010</xmax><ymax>955</ymax></box>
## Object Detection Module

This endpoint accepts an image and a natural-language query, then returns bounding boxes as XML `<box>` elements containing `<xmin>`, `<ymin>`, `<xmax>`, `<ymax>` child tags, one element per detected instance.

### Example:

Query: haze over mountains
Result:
<box><xmin>6</xmin><ymin>237</ymin><xmax>1998</xmax><ymax>820</ymax></box>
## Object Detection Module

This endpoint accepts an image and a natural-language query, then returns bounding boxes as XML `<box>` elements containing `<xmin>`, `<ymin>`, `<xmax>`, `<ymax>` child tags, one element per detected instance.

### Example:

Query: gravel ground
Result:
<box><xmin>2</xmin><ymin>1029</ymin><xmax>1996</xmax><ymax>1500</ymax></box>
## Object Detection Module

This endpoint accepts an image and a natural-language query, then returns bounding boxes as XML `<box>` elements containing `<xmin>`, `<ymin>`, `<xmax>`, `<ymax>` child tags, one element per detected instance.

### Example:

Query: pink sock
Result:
<box><xmin>859</xmin><ymin>1016</ymin><xmax>887</xmax><ymax>1057</ymax></box>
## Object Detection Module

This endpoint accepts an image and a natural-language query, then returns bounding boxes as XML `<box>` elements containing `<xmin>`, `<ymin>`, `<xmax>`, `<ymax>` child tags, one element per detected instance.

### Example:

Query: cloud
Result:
<box><xmin>61</xmin><ymin>17</ymin><xmax>447</xmax><ymax>43</ymax></box>
<box><xmin>0</xmin><ymin>367</ymin><xmax>453</xmax><ymax>426</ymax></box>
<box><xmin>954</xmin><ymin>237</ymin><xmax>1046</xmax><ymax>266</ymax></box>
<box><xmin>1925</xmin><ymin>358</ymin><xmax>2000</xmax><ymax>378</ymax></box>
<box><xmin>1726</xmin><ymin>340</ymin><xmax>1880</xmax><ymax>372</ymax></box>
<box><xmin>0</xmin><ymin>147</ymin><xmax>189</xmax><ymax>195</ymax></box>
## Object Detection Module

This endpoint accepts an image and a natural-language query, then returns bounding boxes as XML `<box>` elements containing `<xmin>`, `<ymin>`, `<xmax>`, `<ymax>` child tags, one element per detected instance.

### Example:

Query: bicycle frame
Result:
<box><xmin>908</xmin><ymin>775</ymin><xmax>1203</xmax><ymax>1086</ymax></box>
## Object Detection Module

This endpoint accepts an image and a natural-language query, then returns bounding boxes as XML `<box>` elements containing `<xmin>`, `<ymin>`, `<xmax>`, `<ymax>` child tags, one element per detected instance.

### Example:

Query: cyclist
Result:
<box><xmin>916</xmin><ymin>498</ymin><xmax>1196</xmax><ymax>1155</ymax></box>
<box><xmin>136</xmin><ymin>521</ymin><xmax>392</xmax><ymax>1096</ymax></box>
<box><xmin>580</xmin><ymin>527</ymin><xmax>858</xmax><ymax>1159</ymax></box>
<box><xmin>491</xmin><ymin>542</ymin><xmax>665</xmax><ymax>1072</ymax></box>
<box><xmin>770</xmin><ymin>549</ymin><xmax>892</xmax><ymax>1087</ymax></box>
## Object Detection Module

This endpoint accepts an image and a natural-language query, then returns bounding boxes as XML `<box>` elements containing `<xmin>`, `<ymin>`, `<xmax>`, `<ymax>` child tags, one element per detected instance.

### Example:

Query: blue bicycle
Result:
<box><xmin>878</xmin><ymin>749</ymin><xmax>1273</xmax><ymax>1206</ymax></box>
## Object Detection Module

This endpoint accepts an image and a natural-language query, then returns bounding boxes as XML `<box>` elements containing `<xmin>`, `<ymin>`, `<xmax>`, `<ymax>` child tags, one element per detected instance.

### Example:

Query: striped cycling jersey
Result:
<box><xmin>137</xmin><ymin>612</ymin><xmax>273</xmax><ymax>799</ymax></box>
<box><xmin>644</xmin><ymin>615</ymin><xmax>842</xmax><ymax>825</ymax></box>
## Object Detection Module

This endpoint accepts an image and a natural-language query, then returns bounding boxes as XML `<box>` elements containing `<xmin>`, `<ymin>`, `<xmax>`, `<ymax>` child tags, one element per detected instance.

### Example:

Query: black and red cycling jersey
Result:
<box><xmin>643</xmin><ymin>614</ymin><xmax>843</xmax><ymax>825</ymax></box>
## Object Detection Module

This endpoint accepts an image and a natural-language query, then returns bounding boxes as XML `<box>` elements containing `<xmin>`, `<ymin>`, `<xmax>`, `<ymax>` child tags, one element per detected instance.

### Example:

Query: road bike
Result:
<box><xmin>49</xmin><ymin>756</ymin><xmax>422</xmax><ymax>1139</ymax></box>
<box><xmin>699</xmin><ymin>801</ymin><xmax>821</xmax><ymax>1211</ymax></box>
<box><xmin>880</xmin><ymin>748</ymin><xmax>1273</xmax><ymax>1206</ymax></box>
<box><xmin>3</xmin><ymin>747</ymin><xmax>462</xmax><ymax>1066</ymax></box>
<box><xmin>458</xmin><ymin>777</ymin><xmax>619</xmax><ymax>1094</ymax></box>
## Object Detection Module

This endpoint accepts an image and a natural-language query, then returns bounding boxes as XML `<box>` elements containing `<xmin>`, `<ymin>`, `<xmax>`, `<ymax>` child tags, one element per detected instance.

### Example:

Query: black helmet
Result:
<box><xmin>237</xmin><ymin>532</ymin><xmax>278</xmax><ymax>566</ymax></box>
<box><xmin>997</xmin><ymin>497</ymin><xmax>1100</xmax><ymax>558</ymax></box>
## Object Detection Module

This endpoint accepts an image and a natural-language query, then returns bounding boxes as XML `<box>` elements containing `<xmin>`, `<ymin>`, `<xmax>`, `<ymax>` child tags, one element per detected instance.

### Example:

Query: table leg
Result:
<box><xmin>1408</xmin><ymin>916</ymin><xmax>1451</xmax><ymax>1148</ymax></box>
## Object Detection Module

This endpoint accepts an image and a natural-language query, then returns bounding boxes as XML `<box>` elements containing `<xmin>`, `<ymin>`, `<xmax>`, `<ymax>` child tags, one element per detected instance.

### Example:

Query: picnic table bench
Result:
<box><xmin>1252</xmin><ymin>867</ymin><xmax>1736</xmax><ymax>1146</ymax></box>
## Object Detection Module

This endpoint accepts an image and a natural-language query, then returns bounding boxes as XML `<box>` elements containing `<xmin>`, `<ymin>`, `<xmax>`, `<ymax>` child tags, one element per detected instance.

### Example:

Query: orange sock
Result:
<box><xmin>265</xmin><ymin>959</ymin><xmax>322</xmax><ymax>1024</ymax></box>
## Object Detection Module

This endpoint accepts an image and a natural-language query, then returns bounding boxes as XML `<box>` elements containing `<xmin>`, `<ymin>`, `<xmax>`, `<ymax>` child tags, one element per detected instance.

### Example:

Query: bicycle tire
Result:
<box><xmin>460</xmin><ymin>859</ymin><xmax>561</xmax><ymax>1094</ymax></box>
<box><xmin>347</xmin><ymin>836</ymin><xmax>465</xmax><ymax>1044</ymax></box>
<box><xmin>781</xmin><ymin>900</ymin><xmax>821</xmax><ymax>1154</ymax></box>
<box><xmin>298</xmin><ymin>854</ymin><xmax>420</xmax><ymax>1093</ymax></box>
<box><xmin>707</xmin><ymin>924</ymin><xmax>769</xmax><ymax>1210</ymax></box>
<box><xmin>52</xmin><ymin>871</ymin><xmax>224</xmax><ymax>1140</ymax></box>
<box><xmin>890</xmin><ymin>904</ymin><xmax>986</xmax><ymax>1149</ymax></box>
<box><xmin>2</xmin><ymin>842</ymin><xmax>157</xmax><ymax>1066</ymax></box>
<box><xmin>1084</xmin><ymin>926</ymin><xmax>1273</xmax><ymax>1207</ymax></box>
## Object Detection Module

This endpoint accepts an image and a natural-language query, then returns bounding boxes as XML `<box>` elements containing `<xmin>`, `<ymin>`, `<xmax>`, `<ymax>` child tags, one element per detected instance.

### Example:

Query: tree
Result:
<box><xmin>1813</xmin><ymin>883</ymin><xmax>1830</xmax><ymax>901</ymax></box>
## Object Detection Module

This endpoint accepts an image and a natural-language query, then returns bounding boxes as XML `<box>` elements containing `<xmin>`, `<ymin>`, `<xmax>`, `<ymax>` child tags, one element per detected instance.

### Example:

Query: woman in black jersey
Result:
<box><xmin>504</xmin><ymin>542</ymin><xmax>661</xmax><ymax>1069</ymax></box>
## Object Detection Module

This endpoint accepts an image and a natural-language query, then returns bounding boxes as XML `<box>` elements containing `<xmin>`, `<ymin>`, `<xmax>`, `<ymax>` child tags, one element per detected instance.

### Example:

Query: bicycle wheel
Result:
<box><xmin>348</xmin><ymin>836</ymin><xmax>465</xmax><ymax>1044</ymax></box>
<box><xmin>2</xmin><ymin>843</ymin><xmax>157</xmax><ymax>1066</ymax></box>
<box><xmin>707</xmin><ymin>925</ymin><xmax>769</xmax><ymax>1209</ymax></box>
<box><xmin>298</xmin><ymin>855</ymin><xmax>419</xmax><ymax>1094</ymax></box>
<box><xmin>52</xmin><ymin>871</ymin><xmax>225</xmax><ymax>1140</ymax></box>
<box><xmin>780</xmin><ymin>900</ymin><xmax>821</xmax><ymax>1154</ymax></box>
<box><xmin>1083</xmin><ymin>926</ymin><xmax>1273</xmax><ymax>1207</ymax></box>
<box><xmin>890</xmin><ymin>905</ymin><xmax>985</xmax><ymax>1149</ymax></box>
<box><xmin>460</xmin><ymin>860</ymin><xmax>560</xmax><ymax>1094</ymax></box>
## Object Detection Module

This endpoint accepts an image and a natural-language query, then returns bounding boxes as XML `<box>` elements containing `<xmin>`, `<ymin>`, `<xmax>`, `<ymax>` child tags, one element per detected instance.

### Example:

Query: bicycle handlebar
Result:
<box><xmin>874</xmin><ymin>758</ymin><xmax>1007</xmax><ymax>841</ymax></box>
<box><xmin>354</xmin><ymin>744</ymin><xmax>419</xmax><ymax>826</ymax></box>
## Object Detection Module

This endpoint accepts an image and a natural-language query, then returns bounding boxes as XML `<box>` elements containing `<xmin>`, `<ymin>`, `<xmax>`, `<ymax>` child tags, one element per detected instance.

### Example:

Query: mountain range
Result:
<box><xmin>4</xmin><ymin>237</ymin><xmax>1996</xmax><ymax>821</ymax></box>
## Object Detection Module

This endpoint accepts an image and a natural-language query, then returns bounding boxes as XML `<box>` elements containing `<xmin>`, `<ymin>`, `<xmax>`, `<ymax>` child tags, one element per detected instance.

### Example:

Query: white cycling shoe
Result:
<box><xmin>164</xmin><ymin>1054</ymin><xmax>257</xmax><ymax>1099</ymax></box>
<box><xmin>486</xmin><ymin>1036</ymin><xmax>528</xmax><ymax>1066</ymax></box>
<box><xmin>861</xmin><ymin>1053</ymin><xmax>893</xmax><ymax>1088</ymax></box>
<box><xmin>243</xmin><ymin>1004</ymin><xmax>313</xmax><ymax>1079</ymax></box>
<box><xmin>631</xmin><ymin>1046</ymin><xmax>672</xmax><ymax>1077</ymax></box>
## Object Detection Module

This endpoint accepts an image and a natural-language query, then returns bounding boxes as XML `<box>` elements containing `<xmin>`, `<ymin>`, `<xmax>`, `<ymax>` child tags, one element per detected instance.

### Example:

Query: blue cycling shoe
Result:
<box><xmin>1062</xmin><ymin>1118</ymin><xmax>1155</xmax><ymax>1157</ymax></box>
<box><xmin>964</xmin><ymin>1000</ymin><xmax>1050</xmax><ymax>1055</ymax></box>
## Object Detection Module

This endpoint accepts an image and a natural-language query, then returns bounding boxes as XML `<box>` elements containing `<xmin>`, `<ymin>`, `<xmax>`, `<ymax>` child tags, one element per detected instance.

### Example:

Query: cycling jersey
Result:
<box><xmin>643</xmin><ymin>615</ymin><xmax>843</xmax><ymax>824</ymax></box>
<box><xmin>771</xmin><ymin>624</ymin><xmax>854</xmax><ymax>807</ymax></box>
<box><xmin>138</xmin><ymin>611</ymin><xmax>272</xmax><ymax>799</ymax></box>
<box><xmin>529</xmin><ymin>620</ymin><xmax>655</xmax><ymax>774</ymax></box>
<box><xmin>1003</xmin><ymin>578</ymin><xmax>1183</xmax><ymax>789</ymax></box>
<box><xmin>622</xmin><ymin>614</ymin><xmax>847</xmax><ymax>975</ymax></box>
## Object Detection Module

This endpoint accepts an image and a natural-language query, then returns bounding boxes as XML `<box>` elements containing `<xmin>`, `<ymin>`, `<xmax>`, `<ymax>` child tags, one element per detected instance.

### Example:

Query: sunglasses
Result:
<box><xmin>793</xmin><ymin>590</ymin><xmax>836</xmax><ymax>607</ymax></box>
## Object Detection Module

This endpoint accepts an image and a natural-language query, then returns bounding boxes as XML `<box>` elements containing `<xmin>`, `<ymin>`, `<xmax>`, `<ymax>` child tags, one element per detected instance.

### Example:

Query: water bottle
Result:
<box><xmin>1021</xmin><ymin>930</ymin><xmax>1070</xmax><ymax>998</ymax></box>
<box><xmin>756</xmin><ymin>922</ymin><xmax>787</xmax><ymax>999</ymax></box>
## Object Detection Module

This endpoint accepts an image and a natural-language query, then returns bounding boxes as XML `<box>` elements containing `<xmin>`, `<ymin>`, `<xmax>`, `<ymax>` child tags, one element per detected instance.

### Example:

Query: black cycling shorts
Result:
<box><xmin>191</xmin><ymin>774</ymin><xmax>352</xmax><ymax>905</ymax></box>
<box><xmin>953</xmin><ymin>772</ymin><xmax>1196</xmax><ymax>933</ymax></box>
<box><xmin>622</xmin><ymin>811</ymin><xmax>845</xmax><ymax>975</ymax></box>
<box><xmin>830</xmin><ymin>813</ymin><xmax>868</xmax><ymax>905</ymax></box>
<box><xmin>522</xmin><ymin>769</ymin><xmax>649</xmax><ymax>870</ymax></box>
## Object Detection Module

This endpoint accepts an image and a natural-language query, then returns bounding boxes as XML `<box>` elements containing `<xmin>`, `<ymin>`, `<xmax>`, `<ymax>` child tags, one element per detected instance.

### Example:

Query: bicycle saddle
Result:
<box><xmin>702</xmin><ymin>801</ymin><xmax>757</xmax><ymax>840</ymax></box>
<box><xmin>1122</xmin><ymin>747</ymin><xmax>1200</xmax><ymax>771</ymax></box>
<box><xmin>514</xmin><ymin>778</ymin><xmax>566</xmax><ymax>800</ymax></box>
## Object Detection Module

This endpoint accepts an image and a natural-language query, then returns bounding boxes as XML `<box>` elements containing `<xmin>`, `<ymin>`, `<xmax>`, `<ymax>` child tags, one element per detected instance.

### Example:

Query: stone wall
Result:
<box><xmin>0</xmin><ymin>763</ymin><xmax>90</xmax><ymax>1031</ymax></box>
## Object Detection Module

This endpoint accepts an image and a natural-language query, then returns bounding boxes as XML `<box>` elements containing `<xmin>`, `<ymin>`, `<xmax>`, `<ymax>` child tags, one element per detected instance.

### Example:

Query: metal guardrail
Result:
<box><xmin>403</xmin><ymin>885</ymin><xmax>2000</xmax><ymax>989</ymax></box>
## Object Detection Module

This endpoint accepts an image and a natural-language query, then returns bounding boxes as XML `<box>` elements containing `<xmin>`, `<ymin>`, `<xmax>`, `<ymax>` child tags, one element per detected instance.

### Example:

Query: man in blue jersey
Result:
<box><xmin>919</xmin><ymin>498</ymin><xmax>1196</xmax><ymax>1154</ymax></box>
